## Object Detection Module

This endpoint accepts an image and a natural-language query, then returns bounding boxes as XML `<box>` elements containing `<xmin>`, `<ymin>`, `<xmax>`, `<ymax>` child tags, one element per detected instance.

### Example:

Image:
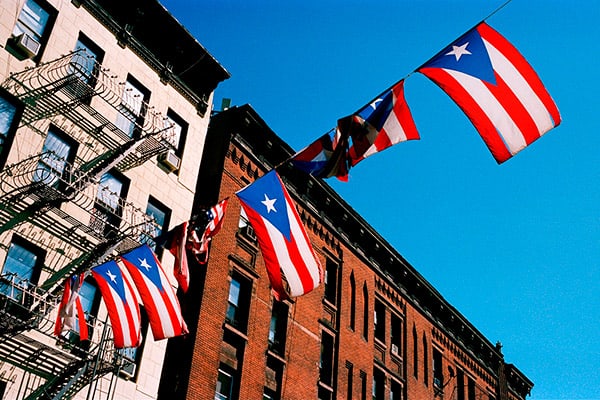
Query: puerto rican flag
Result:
<box><xmin>191</xmin><ymin>198</ymin><xmax>229</xmax><ymax>264</ymax></box>
<box><xmin>236</xmin><ymin>171</ymin><xmax>322</xmax><ymax>300</ymax></box>
<box><xmin>121</xmin><ymin>245</ymin><xmax>188</xmax><ymax>340</ymax></box>
<box><xmin>54</xmin><ymin>273</ymin><xmax>89</xmax><ymax>341</ymax></box>
<box><xmin>418</xmin><ymin>22</ymin><xmax>561</xmax><ymax>163</ymax></box>
<box><xmin>91</xmin><ymin>261</ymin><xmax>141</xmax><ymax>348</ymax></box>
<box><xmin>165</xmin><ymin>221</ymin><xmax>190</xmax><ymax>292</ymax></box>
<box><xmin>345</xmin><ymin>79</ymin><xmax>420</xmax><ymax>166</ymax></box>
<box><xmin>291</xmin><ymin>128</ymin><xmax>350</xmax><ymax>181</ymax></box>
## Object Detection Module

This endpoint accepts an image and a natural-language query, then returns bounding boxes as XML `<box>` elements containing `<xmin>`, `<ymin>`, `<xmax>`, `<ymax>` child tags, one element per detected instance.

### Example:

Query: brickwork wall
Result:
<box><xmin>184</xmin><ymin>135</ymin><xmax>507</xmax><ymax>400</ymax></box>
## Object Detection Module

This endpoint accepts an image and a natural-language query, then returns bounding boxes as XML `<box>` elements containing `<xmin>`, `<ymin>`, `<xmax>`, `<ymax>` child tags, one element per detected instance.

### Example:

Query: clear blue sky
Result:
<box><xmin>161</xmin><ymin>1</ymin><xmax>599</xmax><ymax>398</ymax></box>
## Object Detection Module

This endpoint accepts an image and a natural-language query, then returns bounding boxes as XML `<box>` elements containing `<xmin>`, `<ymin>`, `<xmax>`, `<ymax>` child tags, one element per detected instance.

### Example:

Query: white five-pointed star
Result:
<box><xmin>446</xmin><ymin>42</ymin><xmax>471</xmax><ymax>61</ymax></box>
<box><xmin>139</xmin><ymin>257</ymin><xmax>152</xmax><ymax>271</ymax></box>
<box><xmin>369</xmin><ymin>98</ymin><xmax>383</xmax><ymax>110</ymax></box>
<box><xmin>261</xmin><ymin>194</ymin><xmax>277</xmax><ymax>213</ymax></box>
<box><xmin>106</xmin><ymin>269</ymin><xmax>117</xmax><ymax>283</ymax></box>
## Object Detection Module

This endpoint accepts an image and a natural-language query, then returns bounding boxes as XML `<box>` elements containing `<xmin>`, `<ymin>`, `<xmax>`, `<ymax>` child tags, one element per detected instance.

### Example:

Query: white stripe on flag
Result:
<box><xmin>446</xmin><ymin>69</ymin><xmax>527</xmax><ymax>154</ymax></box>
<box><xmin>483</xmin><ymin>38</ymin><xmax>555</xmax><ymax>134</ymax></box>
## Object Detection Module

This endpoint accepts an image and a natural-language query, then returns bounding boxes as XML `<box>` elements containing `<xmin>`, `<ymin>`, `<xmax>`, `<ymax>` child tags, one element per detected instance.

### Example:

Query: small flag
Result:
<box><xmin>291</xmin><ymin>128</ymin><xmax>350</xmax><ymax>181</ymax></box>
<box><xmin>54</xmin><ymin>273</ymin><xmax>89</xmax><ymax>341</ymax></box>
<box><xmin>121</xmin><ymin>245</ymin><xmax>188</xmax><ymax>341</ymax></box>
<box><xmin>188</xmin><ymin>198</ymin><xmax>229</xmax><ymax>264</ymax></box>
<box><xmin>91</xmin><ymin>261</ymin><xmax>141</xmax><ymax>348</ymax></box>
<box><xmin>342</xmin><ymin>79</ymin><xmax>419</xmax><ymax>166</ymax></box>
<box><xmin>236</xmin><ymin>171</ymin><xmax>322</xmax><ymax>300</ymax></box>
<box><xmin>418</xmin><ymin>22</ymin><xmax>560</xmax><ymax>163</ymax></box>
<box><xmin>164</xmin><ymin>221</ymin><xmax>190</xmax><ymax>292</ymax></box>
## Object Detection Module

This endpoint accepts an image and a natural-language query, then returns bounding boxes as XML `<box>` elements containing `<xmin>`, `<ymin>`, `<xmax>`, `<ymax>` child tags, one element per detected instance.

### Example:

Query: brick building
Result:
<box><xmin>0</xmin><ymin>0</ymin><xmax>227</xmax><ymax>398</ymax></box>
<box><xmin>158</xmin><ymin>104</ymin><xmax>533</xmax><ymax>400</ymax></box>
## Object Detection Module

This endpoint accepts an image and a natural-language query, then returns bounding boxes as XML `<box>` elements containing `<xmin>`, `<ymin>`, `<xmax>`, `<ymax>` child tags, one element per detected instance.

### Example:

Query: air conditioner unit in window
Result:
<box><xmin>120</xmin><ymin>361</ymin><xmax>137</xmax><ymax>380</ymax></box>
<box><xmin>158</xmin><ymin>149</ymin><xmax>181</xmax><ymax>172</ymax></box>
<box><xmin>391</xmin><ymin>343</ymin><xmax>399</xmax><ymax>355</ymax></box>
<box><xmin>13</xmin><ymin>33</ymin><xmax>41</xmax><ymax>58</ymax></box>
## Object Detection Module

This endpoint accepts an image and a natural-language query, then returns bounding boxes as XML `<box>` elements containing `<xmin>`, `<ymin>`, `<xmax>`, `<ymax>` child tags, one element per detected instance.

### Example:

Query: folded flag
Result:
<box><xmin>91</xmin><ymin>261</ymin><xmax>141</xmax><ymax>348</ymax></box>
<box><xmin>121</xmin><ymin>245</ymin><xmax>188</xmax><ymax>340</ymax></box>
<box><xmin>418</xmin><ymin>22</ymin><xmax>561</xmax><ymax>163</ymax></box>
<box><xmin>236</xmin><ymin>171</ymin><xmax>322</xmax><ymax>300</ymax></box>
<box><xmin>164</xmin><ymin>221</ymin><xmax>190</xmax><ymax>292</ymax></box>
<box><xmin>291</xmin><ymin>128</ymin><xmax>350</xmax><ymax>181</ymax></box>
<box><xmin>54</xmin><ymin>273</ymin><xmax>89</xmax><ymax>341</ymax></box>
<box><xmin>342</xmin><ymin>79</ymin><xmax>420</xmax><ymax>166</ymax></box>
<box><xmin>192</xmin><ymin>198</ymin><xmax>229</xmax><ymax>264</ymax></box>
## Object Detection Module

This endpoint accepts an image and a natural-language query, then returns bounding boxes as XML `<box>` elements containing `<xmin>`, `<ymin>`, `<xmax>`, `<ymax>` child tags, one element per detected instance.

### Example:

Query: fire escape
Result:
<box><xmin>0</xmin><ymin>49</ymin><xmax>177</xmax><ymax>399</ymax></box>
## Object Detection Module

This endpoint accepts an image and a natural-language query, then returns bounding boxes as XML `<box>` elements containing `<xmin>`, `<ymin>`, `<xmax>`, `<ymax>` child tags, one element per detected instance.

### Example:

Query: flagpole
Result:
<box><xmin>351</xmin><ymin>0</ymin><xmax>514</xmax><ymax>116</ymax></box>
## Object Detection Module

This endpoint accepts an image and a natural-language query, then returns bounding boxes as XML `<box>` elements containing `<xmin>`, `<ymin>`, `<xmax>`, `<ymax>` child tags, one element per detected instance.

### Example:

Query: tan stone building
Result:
<box><xmin>0</xmin><ymin>0</ymin><xmax>228</xmax><ymax>398</ymax></box>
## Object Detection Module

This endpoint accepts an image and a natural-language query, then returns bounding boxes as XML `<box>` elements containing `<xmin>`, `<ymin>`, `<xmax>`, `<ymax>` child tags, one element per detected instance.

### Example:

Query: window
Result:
<box><xmin>265</xmin><ymin>357</ymin><xmax>284</xmax><ymax>400</ymax></box>
<box><xmin>0</xmin><ymin>89</ymin><xmax>23</xmax><ymax>169</ymax></box>
<box><xmin>215</xmin><ymin>366</ymin><xmax>235</xmax><ymax>400</ymax></box>
<box><xmin>346</xmin><ymin>361</ymin><xmax>354</xmax><ymax>400</ymax></box>
<box><xmin>0</xmin><ymin>237</ymin><xmax>45</xmax><ymax>302</ymax></box>
<box><xmin>360</xmin><ymin>370</ymin><xmax>367</xmax><ymax>400</ymax></box>
<box><xmin>412</xmin><ymin>326</ymin><xmax>418</xmax><ymax>379</ymax></box>
<box><xmin>389</xmin><ymin>380</ymin><xmax>402</xmax><ymax>400</ymax></box>
<box><xmin>263</xmin><ymin>388</ymin><xmax>276</xmax><ymax>400</ymax></box>
<box><xmin>456</xmin><ymin>369</ymin><xmax>465</xmax><ymax>400</ymax></box>
<box><xmin>324</xmin><ymin>258</ymin><xmax>338</xmax><ymax>304</ymax></box>
<box><xmin>10</xmin><ymin>0</ymin><xmax>55</xmax><ymax>60</ymax></box>
<box><xmin>34</xmin><ymin>127</ymin><xmax>77</xmax><ymax>188</ymax></box>
<box><xmin>238</xmin><ymin>208</ymin><xmax>256</xmax><ymax>242</ymax></box>
<box><xmin>76</xmin><ymin>280</ymin><xmax>98</xmax><ymax>334</ymax></box>
<box><xmin>91</xmin><ymin>170</ymin><xmax>129</xmax><ymax>236</ymax></box>
<box><xmin>141</xmin><ymin>197</ymin><xmax>171</xmax><ymax>256</ymax></box>
<box><xmin>374</xmin><ymin>299</ymin><xmax>386</xmax><ymax>342</ymax></box>
<box><xmin>349</xmin><ymin>272</ymin><xmax>356</xmax><ymax>330</ymax></box>
<box><xmin>268</xmin><ymin>300</ymin><xmax>288</xmax><ymax>354</ymax></box>
<box><xmin>390</xmin><ymin>314</ymin><xmax>402</xmax><ymax>357</ymax></box>
<box><xmin>433</xmin><ymin>348</ymin><xmax>443</xmax><ymax>389</ymax></box>
<box><xmin>164</xmin><ymin>109</ymin><xmax>188</xmax><ymax>157</ymax></box>
<box><xmin>115</xmin><ymin>76</ymin><xmax>149</xmax><ymax>138</ymax></box>
<box><xmin>362</xmin><ymin>284</ymin><xmax>369</xmax><ymax>340</ymax></box>
<box><xmin>423</xmin><ymin>334</ymin><xmax>429</xmax><ymax>386</ymax></box>
<box><xmin>318</xmin><ymin>386</ymin><xmax>333</xmax><ymax>400</ymax></box>
<box><xmin>70</xmin><ymin>33</ymin><xmax>104</xmax><ymax>101</ymax></box>
<box><xmin>226</xmin><ymin>273</ymin><xmax>251</xmax><ymax>332</ymax></box>
<box><xmin>372</xmin><ymin>368</ymin><xmax>385</xmax><ymax>400</ymax></box>
<box><xmin>319</xmin><ymin>331</ymin><xmax>334</xmax><ymax>387</ymax></box>
<box><xmin>120</xmin><ymin>307</ymin><xmax>149</xmax><ymax>381</ymax></box>
<box><xmin>467</xmin><ymin>377</ymin><xmax>476</xmax><ymax>400</ymax></box>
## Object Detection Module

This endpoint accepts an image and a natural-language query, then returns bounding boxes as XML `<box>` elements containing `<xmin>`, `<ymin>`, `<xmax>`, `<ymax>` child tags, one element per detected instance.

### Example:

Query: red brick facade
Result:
<box><xmin>158</xmin><ymin>105</ymin><xmax>532</xmax><ymax>400</ymax></box>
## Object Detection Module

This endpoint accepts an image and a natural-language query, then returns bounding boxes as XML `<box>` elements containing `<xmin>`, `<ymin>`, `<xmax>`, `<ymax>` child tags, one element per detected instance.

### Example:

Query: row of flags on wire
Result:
<box><xmin>55</xmin><ymin>21</ymin><xmax>561</xmax><ymax>347</ymax></box>
<box><xmin>291</xmin><ymin>22</ymin><xmax>561</xmax><ymax>180</ymax></box>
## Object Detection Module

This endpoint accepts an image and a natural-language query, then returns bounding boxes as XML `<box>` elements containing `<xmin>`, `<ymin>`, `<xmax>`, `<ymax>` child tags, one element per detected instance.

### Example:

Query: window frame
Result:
<box><xmin>0</xmin><ymin>235</ymin><xmax>46</xmax><ymax>303</ymax></box>
<box><xmin>0</xmin><ymin>88</ymin><xmax>24</xmax><ymax>170</ymax></box>
<box><xmin>34</xmin><ymin>125</ymin><xmax>78</xmax><ymax>189</ymax></box>
<box><xmin>9</xmin><ymin>0</ymin><xmax>57</xmax><ymax>62</ymax></box>
<box><xmin>115</xmin><ymin>75</ymin><xmax>150</xmax><ymax>138</ymax></box>
<box><xmin>164</xmin><ymin>109</ymin><xmax>188</xmax><ymax>158</ymax></box>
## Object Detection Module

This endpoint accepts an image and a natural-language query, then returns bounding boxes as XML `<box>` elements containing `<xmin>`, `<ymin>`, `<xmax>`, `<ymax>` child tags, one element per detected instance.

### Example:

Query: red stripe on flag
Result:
<box><xmin>421</xmin><ymin>67</ymin><xmax>512</xmax><ymax>163</ymax></box>
<box><xmin>478</xmin><ymin>23</ymin><xmax>561</xmax><ymax>126</ymax></box>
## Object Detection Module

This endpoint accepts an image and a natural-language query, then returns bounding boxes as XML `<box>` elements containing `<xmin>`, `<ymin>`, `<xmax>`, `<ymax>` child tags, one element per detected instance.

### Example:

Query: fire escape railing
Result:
<box><xmin>0</xmin><ymin>50</ymin><xmax>176</xmax><ymax>398</ymax></box>
<box><xmin>2</xmin><ymin>49</ymin><xmax>178</xmax><ymax>171</ymax></box>
<box><xmin>0</xmin><ymin>275</ymin><xmax>135</xmax><ymax>400</ymax></box>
